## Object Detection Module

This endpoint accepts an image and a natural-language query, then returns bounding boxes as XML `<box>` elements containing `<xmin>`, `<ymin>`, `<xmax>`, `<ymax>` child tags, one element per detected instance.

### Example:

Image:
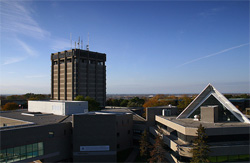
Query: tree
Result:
<box><xmin>139</xmin><ymin>130</ymin><xmax>150</xmax><ymax>161</ymax></box>
<box><xmin>191</xmin><ymin>124</ymin><xmax>210</xmax><ymax>163</ymax></box>
<box><xmin>120</xmin><ymin>99</ymin><xmax>129</xmax><ymax>107</ymax></box>
<box><xmin>2</xmin><ymin>102</ymin><xmax>19</xmax><ymax>111</ymax></box>
<box><xmin>177</xmin><ymin>95</ymin><xmax>192</xmax><ymax>112</ymax></box>
<box><xmin>74</xmin><ymin>95</ymin><xmax>85</xmax><ymax>101</ymax></box>
<box><xmin>149</xmin><ymin>135</ymin><xmax>166</xmax><ymax>163</ymax></box>
<box><xmin>74</xmin><ymin>95</ymin><xmax>100</xmax><ymax>111</ymax></box>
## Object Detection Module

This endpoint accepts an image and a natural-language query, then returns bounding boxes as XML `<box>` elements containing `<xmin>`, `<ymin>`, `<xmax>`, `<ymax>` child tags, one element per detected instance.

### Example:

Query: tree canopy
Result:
<box><xmin>149</xmin><ymin>135</ymin><xmax>166</xmax><ymax>163</ymax></box>
<box><xmin>143</xmin><ymin>94</ymin><xmax>177</xmax><ymax>108</ymax></box>
<box><xmin>2</xmin><ymin>102</ymin><xmax>19</xmax><ymax>111</ymax></box>
<box><xmin>74</xmin><ymin>95</ymin><xmax>100</xmax><ymax>111</ymax></box>
<box><xmin>6</xmin><ymin>93</ymin><xmax>50</xmax><ymax>100</ymax></box>
<box><xmin>139</xmin><ymin>130</ymin><xmax>150</xmax><ymax>161</ymax></box>
<box><xmin>106</xmin><ymin>97</ymin><xmax>145</xmax><ymax>107</ymax></box>
<box><xmin>191</xmin><ymin>124</ymin><xmax>210</xmax><ymax>163</ymax></box>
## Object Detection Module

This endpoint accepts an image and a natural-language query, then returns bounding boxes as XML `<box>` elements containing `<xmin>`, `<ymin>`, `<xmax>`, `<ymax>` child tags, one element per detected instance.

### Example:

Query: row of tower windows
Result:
<box><xmin>53</xmin><ymin>59</ymin><xmax>104</xmax><ymax>65</ymax></box>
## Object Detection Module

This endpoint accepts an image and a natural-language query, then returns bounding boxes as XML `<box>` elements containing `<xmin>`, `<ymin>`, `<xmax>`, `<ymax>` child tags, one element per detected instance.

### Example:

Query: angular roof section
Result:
<box><xmin>176</xmin><ymin>84</ymin><xmax>250</xmax><ymax>124</ymax></box>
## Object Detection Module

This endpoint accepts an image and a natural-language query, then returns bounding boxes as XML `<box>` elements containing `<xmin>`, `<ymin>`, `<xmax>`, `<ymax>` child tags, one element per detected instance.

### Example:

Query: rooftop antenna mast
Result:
<box><xmin>81</xmin><ymin>39</ymin><xmax>83</xmax><ymax>49</ymax></box>
<box><xmin>78</xmin><ymin>36</ymin><xmax>80</xmax><ymax>49</ymax></box>
<box><xmin>86</xmin><ymin>32</ymin><xmax>89</xmax><ymax>51</ymax></box>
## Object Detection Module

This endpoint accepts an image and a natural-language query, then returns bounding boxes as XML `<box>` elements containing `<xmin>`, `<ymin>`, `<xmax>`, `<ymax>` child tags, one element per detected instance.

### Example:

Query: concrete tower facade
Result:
<box><xmin>51</xmin><ymin>49</ymin><xmax>106</xmax><ymax>107</ymax></box>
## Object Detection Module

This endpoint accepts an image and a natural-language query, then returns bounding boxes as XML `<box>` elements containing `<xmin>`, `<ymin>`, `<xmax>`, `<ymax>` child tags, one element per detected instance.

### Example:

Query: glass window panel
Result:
<box><xmin>32</xmin><ymin>151</ymin><xmax>38</xmax><ymax>157</ymax></box>
<box><xmin>7</xmin><ymin>148</ymin><xmax>13</xmax><ymax>160</ymax></box>
<box><xmin>20</xmin><ymin>153</ymin><xmax>26</xmax><ymax>160</ymax></box>
<box><xmin>0</xmin><ymin>149</ymin><xmax>6</xmax><ymax>162</ymax></box>
<box><xmin>38</xmin><ymin>142</ymin><xmax>43</xmax><ymax>150</ymax></box>
<box><xmin>27</xmin><ymin>152</ymin><xmax>32</xmax><ymax>158</ymax></box>
<box><xmin>229</xmin><ymin>155</ymin><xmax>239</xmax><ymax>162</ymax></box>
<box><xmin>33</xmin><ymin>143</ymin><xmax>38</xmax><ymax>151</ymax></box>
<box><xmin>20</xmin><ymin>146</ymin><xmax>26</xmax><ymax>154</ymax></box>
<box><xmin>217</xmin><ymin>155</ymin><xmax>228</xmax><ymax>162</ymax></box>
<box><xmin>239</xmin><ymin>154</ymin><xmax>250</xmax><ymax>161</ymax></box>
<box><xmin>27</xmin><ymin>144</ymin><xmax>32</xmax><ymax>153</ymax></box>
<box><xmin>13</xmin><ymin>147</ymin><xmax>19</xmax><ymax>154</ymax></box>
<box><xmin>38</xmin><ymin>150</ymin><xmax>44</xmax><ymax>156</ymax></box>
<box><xmin>208</xmin><ymin>156</ymin><xmax>217</xmax><ymax>162</ymax></box>
<box><xmin>13</xmin><ymin>147</ymin><xmax>20</xmax><ymax>161</ymax></box>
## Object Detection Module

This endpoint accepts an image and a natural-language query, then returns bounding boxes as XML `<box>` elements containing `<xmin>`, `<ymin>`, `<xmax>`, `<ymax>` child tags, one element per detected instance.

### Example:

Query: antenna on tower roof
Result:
<box><xmin>86</xmin><ymin>32</ymin><xmax>89</xmax><ymax>51</ymax></box>
<box><xmin>81</xmin><ymin>39</ymin><xmax>83</xmax><ymax>49</ymax></box>
<box><xmin>78</xmin><ymin>36</ymin><xmax>80</xmax><ymax>49</ymax></box>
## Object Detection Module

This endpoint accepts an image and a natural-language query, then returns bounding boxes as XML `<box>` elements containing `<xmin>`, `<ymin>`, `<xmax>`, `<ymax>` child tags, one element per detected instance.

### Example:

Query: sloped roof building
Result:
<box><xmin>150</xmin><ymin>84</ymin><xmax>250</xmax><ymax>163</ymax></box>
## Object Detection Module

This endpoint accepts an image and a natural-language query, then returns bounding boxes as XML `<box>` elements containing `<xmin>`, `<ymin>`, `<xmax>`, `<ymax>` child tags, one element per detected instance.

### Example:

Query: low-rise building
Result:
<box><xmin>149</xmin><ymin>84</ymin><xmax>250</xmax><ymax>162</ymax></box>
<box><xmin>0</xmin><ymin>101</ymin><xmax>133</xmax><ymax>163</ymax></box>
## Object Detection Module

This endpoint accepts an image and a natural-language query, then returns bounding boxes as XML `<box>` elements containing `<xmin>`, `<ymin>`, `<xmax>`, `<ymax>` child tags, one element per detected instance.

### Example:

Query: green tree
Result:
<box><xmin>120</xmin><ymin>99</ymin><xmax>129</xmax><ymax>107</ymax></box>
<box><xmin>177</xmin><ymin>95</ymin><xmax>192</xmax><ymax>112</ymax></box>
<box><xmin>139</xmin><ymin>130</ymin><xmax>150</xmax><ymax>161</ymax></box>
<box><xmin>191</xmin><ymin>124</ymin><xmax>210</xmax><ymax>163</ymax></box>
<box><xmin>149</xmin><ymin>135</ymin><xmax>166</xmax><ymax>163</ymax></box>
<box><xmin>106</xmin><ymin>98</ymin><xmax>113</xmax><ymax>106</ymax></box>
<box><xmin>74</xmin><ymin>95</ymin><xmax>100</xmax><ymax>111</ymax></box>
<box><xmin>85</xmin><ymin>96</ymin><xmax>100</xmax><ymax>111</ymax></box>
<box><xmin>74</xmin><ymin>95</ymin><xmax>85</xmax><ymax>101</ymax></box>
<box><xmin>2</xmin><ymin>102</ymin><xmax>19</xmax><ymax>111</ymax></box>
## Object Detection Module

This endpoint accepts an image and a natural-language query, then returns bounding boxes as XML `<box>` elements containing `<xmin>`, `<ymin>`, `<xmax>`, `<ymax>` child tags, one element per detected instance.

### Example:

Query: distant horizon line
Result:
<box><xmin>1</xmin><ymin>92</ymin><xmax>250</xmax><ymax>96</ymax></box>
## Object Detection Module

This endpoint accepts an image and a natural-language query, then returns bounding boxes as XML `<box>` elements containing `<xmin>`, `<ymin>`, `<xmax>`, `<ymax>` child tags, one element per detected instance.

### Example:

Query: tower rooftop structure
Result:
<box><xmin>51</xmin><ymin>49</ymin><xmax>106</xmax><ymax>107</ymax></box>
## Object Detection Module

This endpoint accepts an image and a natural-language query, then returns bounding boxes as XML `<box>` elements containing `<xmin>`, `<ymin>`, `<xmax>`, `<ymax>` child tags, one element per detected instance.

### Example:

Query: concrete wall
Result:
<box><xmin>28</xmin><ymin>101</ymin><xmax>88</xmax><ymax>116</ymax></box>
<box><xmin>116</xmin><ymin>114</ymin><xmax>133</xmax><ymax>151</ymax></box>
<box><xmin>201</xmin><ymin>106</ymin><xmax>218</xmax><ymax>123</ymax></box>
<box><xmin>0</xmin><ymin>123</ymin><xmax>72</xmax><ymax>162</ymax></box>
<box><xmin>72</xmin><ymin>114</ymin><xmax>117</xmax><ymax>162</ymax></box>
<box><xmin>72</xmin><ymin>113</ymin><xmax>133</xmax><ymax>162</ymax></box>
<box><xmin>146</xmin><ymin>106</ymin><xmax>178</xmax><ymax>126</ymax></box>
<box><xmin>51</xmin><ymin>49</ymin><xmax>106</xmax><ymax>107</ymax></box>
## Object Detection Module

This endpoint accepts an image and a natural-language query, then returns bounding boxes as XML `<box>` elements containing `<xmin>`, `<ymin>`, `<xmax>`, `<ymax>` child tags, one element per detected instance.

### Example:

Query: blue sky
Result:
<box><xmin>0</xmin><ymin>0</ymin><xmax>249</xmax><ymax>94</ymax></box>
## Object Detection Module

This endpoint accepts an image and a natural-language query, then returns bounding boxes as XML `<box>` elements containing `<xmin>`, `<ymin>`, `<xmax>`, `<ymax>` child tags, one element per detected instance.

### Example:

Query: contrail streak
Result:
<box><xmin>176</xmin><ymin>43</ymin><xmax>249</xmax><ymax>68</ymax></box>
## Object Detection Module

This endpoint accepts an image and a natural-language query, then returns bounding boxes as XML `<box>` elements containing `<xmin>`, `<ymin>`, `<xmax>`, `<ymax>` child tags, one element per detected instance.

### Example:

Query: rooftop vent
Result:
<box><xmin>194</xmin><ymin>115</ymin><xmax>200</xmax><ymax>121</ymax></box>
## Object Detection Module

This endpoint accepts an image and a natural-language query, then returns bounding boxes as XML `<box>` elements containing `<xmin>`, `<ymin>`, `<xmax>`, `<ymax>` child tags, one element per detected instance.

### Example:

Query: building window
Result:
<box><xmin>49</xmin><ymin>131</ymin><xmax>54</xmax><ymax>138</ymax></box>
<box><xmin>0</xmin><ymin>142</ymin><xmax>44</xmax><ymax>162</ymax></box>
<box><xmin>117</xmin><ymin>132</ymin><xmax>120</xmax><ymax>137</ymax></box>
<box><xmin>67</xmin><ymin>59</ymin><xmax>72</xmax><ymax>63</ymax></box>
<box><xmin>117</xmin><ymin>144</ymin><xmax>120</xmax><ymax>149</ymax></box>
<box><xmin>128</xmin><ymin>130</ymin><xmax>130</xmax><ymax>134</ymax></box>
<box><xmin>97</xmin><ymin>61</ymin><xmax>103</xmax><ymax>65</ymax></box>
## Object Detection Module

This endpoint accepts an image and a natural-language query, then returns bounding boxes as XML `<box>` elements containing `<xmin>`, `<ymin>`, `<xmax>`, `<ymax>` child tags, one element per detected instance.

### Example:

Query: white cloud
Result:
<box><xmin>0</xmin><ymin>1</ymin><xmax>50</xmax><ymax>39</ymax></box>
<box><xmin>16</xmin><ymin>39</ymin><xmax>38</xmax><ymax>57</ymax></box>
<box><xmin>176</xmin><ymin>43</ymin><xmax>250</xmax><ymax>68</ymax></box>
<box><xmin>2</xmin><ymin>57</ymin><xmax>26</xmax><ymax>65</ymax></box>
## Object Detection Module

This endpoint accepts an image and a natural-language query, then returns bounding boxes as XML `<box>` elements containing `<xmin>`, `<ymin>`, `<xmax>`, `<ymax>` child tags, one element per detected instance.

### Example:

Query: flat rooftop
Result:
<box><xmin>0</xmin><ymin>109</ymin><xmax>72</xmax><ymax>130</ymax></box>
<box><xmin>157</xmin><ymin>115</ymin><xmax>250</xmax><ymax>128</ymax></box>
<box><xmin>102</xmin><ymin>108</ymin><xmax>146</xmax><ymax>122</ymax></box>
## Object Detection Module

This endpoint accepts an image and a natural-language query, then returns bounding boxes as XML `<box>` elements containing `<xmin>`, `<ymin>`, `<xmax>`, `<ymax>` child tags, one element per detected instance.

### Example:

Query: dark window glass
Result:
<box><xmin>49</xmin><ymin>131</ymin><xmax>54</xmax><ymax>138</ymax></box>
<box><xmin>189</xmin><ymin>95</ymin><xmax>240</xmax><ymax>122</ymax></box>
<box><xmin>38</xmin><ymin>142</ymin><xmax>43</xmax><ymax>150</ymax></box>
